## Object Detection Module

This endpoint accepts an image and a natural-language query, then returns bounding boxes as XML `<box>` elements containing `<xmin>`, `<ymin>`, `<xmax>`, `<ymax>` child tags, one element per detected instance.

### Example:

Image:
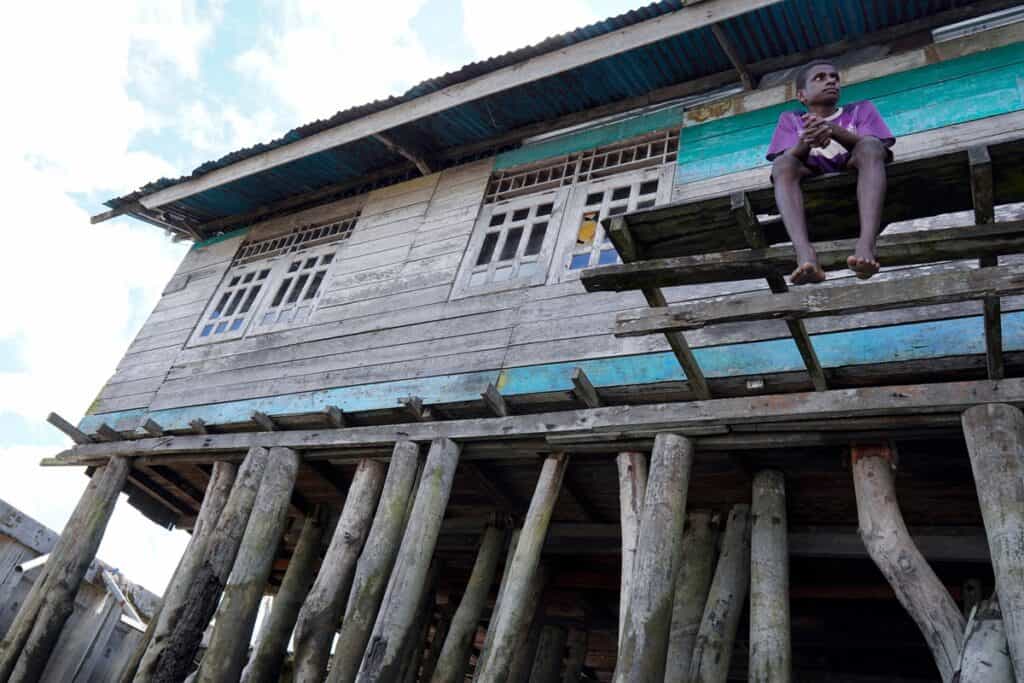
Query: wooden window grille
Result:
<box><xmin>197</xmin><ymin>262</ymin><xmax>272</xmax><ymax>342</ymax></box>
<box><xmin>254</xmin><ymin>250</ymin><xmax>335</xmax><ymax>330</ymax></box>
<box><xmin>233</xmin><ymin>211</ymin><xmax>360</xmax><ymax>265</ymax></box>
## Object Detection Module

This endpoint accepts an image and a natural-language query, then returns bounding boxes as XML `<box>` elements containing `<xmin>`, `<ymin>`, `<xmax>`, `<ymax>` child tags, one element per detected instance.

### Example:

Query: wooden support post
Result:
<box><xmin>506</xmin><ymin>569</ymin><xmax>547</xmax><ymax>683</ymax></box>
<box><xmin>571</xmin><ymin>368</ymin><xmax>602</xmax><ymax>408</ymax></box>
<box><xmin>96</xmin><ymin>423</ymin><xmax>122</xmax><ymax>442</ymax></box>
<box><xmin>251</xmin><ymin>411</ymin><xmax>277</xmax><ymax>431</ymax></box>
<box><xmin>615</xmin><ymin>451</ymin><xmax>648</xmax><ymax>649</ymax></box>
<box><xmin>121</xmin><ymin>461</ymin><xmax>236</xmax><ymax>683</ymax></box>
<box><xmin>401</xmin><ymin>395</ymin><xmax>434</xmax><ymax>421</ymax></box>
<box><xmin>962</xmin><ymin>404</ymin><xmax>1024</xmax><ymax>675</ymax></box>
<box><xmin>399</xmin><ymin>566</ymin><xmax>439</xmax><ymax>683</ymax></box>
<box><xmin>242</xmin><ymin>508</ymin><xmax>331</xmax><ymax>683</ymax></box>
<box><xmin>690</xmin><ymin>504</ymin><xmax>752</xmax><ymax>683</ymax></box>
<box><xmin>711</xmin><ymin>23</ymin><xmax>754</xmax><ymax>89</ymax></box>
<box><xmin>665</xmin><ymin>510</ymin><xmax>718</xmax><ymax>681</ymax></box>
<box><xmin>474</xmin><ymin>454</ymin><xmax>569</xmax><ymax>682</ymax></box>
<box><xmin>472</xmin><ymin>530</ymin><xmax>521</xmax><ymax>682</ymax></box>
<box><xmin>529</xmin><ymin>625</ymin><xmax>568</xmax><ymax>683</ymax></box>
<box><xmin>852</xmin><ymin>444</ymin><xmax>964</xmax><ymax>682</ymax></box>
<box><xmin>0</xmin><ymin>456</ymin><xmax>130</xmax><ymax>682</ymax></box>
<box><xmin>614</xmin><ymin>433</ymin><xmax>693</xmax><ymax>683</ymax></box>
<box><xmin>420</xmin><ymin>605</ymin><xmax>452</xmax><ymax>683</ymax></box>
<box><xmin>142</xmin><ymin>419</ymin><xmax>165</xmax><ymax>437</ymax></box>
<box><xmin>481</xmin><ymin>384</ymin><xmax>510</xmax><ymax>417</ymax></box>
<box><xmin>292</xmin><ymin>459</ymin><xmax>386</xmax><ymax>682</ymax></box>
<box><xmin>956</xmin><ymin>596</ymin><xmax>1014</xmax><ymax>682</ymax></box>
<box><xmin>749</xmin><ymin>470</ymin><xmax>791</xmax><ymax>682</ymax></box>
<box><xmin>562</xmin><ymin>626</ymin><xmax>588</xmax><ymax>683</ymax></box>
<box><xmin>196</xmin><ymin>447</ymin><xmax>301</xmax><ymax>682</ymax></box>
<box><xmin>327</xmin><ymin>441</ymin><xmax>422</xmax><ymax>683</ymax></box>
<box><xmin>969</xmin><ymin>145</ymin><xmax>1004</xmax><ymax>380</ymax></box>
<box><xmin>431</xmin><ymin>525</ymin><xmax>505</xmax><ymax>683</ymax></box>
<box><xmin>356</xmin><ymin>438</ymin><xmax>461</xmax><ymax>682</ymax></box>
<box><xmin>142</xmin><ymin>447</ymin><xmax>272</xmax><ymax>683</ymax></box>
<box><xmin>46</xmin><ymin>412</ymin><xmax>92</xmax><ymax>444</ymax></box>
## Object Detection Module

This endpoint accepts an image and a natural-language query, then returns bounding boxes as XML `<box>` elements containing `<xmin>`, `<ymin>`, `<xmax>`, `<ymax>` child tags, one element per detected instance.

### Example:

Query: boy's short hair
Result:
<box><xmin>795</xmin><ymin>59</ymin><xmax>838</xmax><ymax>91</ymax></box>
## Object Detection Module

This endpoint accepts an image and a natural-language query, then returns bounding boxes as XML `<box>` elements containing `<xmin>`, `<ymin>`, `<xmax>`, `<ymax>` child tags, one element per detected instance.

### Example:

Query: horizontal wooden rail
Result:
<box><xmin>616</xmin><ymin>263</ymin><xmax>1024</xmax><ymax>336</ymax></box>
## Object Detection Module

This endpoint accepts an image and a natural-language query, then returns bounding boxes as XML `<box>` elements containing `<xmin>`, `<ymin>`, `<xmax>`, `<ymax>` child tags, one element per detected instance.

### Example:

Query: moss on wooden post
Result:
<box><xmin>749</xmin><ymin>470</ymin><xmax>790</xmax><ymax>683</ymax></box>
<box><xmin>471</xmin><ymin>529</ymin><xmax>520</xmax><ymax>683</ymax></box>
<box><xmin>665</xmin><ymin>510</ymin><xmax>717</xmax><ymax>681</ymax></box>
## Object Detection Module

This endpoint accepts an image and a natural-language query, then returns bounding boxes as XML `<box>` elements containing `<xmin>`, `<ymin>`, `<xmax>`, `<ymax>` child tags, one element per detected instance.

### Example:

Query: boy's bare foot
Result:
<box><xmin>847</xmin><ymin>254</ymin><xmax>880</xmax><ymax>279</ymax></box>
<box><xmin>790</xmin><ymin>262</ymin><xmax>826</xmax><ymax>285</ymax></box>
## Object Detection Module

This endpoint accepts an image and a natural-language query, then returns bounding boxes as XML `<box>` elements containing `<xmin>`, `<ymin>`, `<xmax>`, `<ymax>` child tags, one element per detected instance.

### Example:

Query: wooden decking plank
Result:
<box><xmin>616</xmin><ymin>264</ymin><xmax>1024</xmax><ymax>336</ymax></box>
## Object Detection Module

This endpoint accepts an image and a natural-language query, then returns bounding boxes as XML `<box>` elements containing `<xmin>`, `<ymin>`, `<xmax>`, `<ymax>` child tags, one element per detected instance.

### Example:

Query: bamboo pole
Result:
<box><xmin>962</xmin><ymin>403</ymin><xmax>1024</xmax><ymax>675</ymax></box>
<box><xmin>956</xmin><ymin>596</ymin><xmax>1014</xmax><ymax>682</ymax></box>
<box><xmin>356</xmin><ymin>438</ymin><xmax>461</xmax><ymax>682</ymax></box>
<box><xmin>241</xmin><ymin>507</ymin><xmax>331</xmax><ymax>683</ymax></box>
<box><xmin>665</xmin><ymin>510</ymin><xmax>717</xmax><ymax>681</ymax></box>
<box><xmin>124</xmin><ymin>462</ymin><xmax>236</xmax><ymax>683</ymax></box>
<box><xmin>474</xmin><ymin>453</ymin><xmax>568</xmax><ymax>682</ymax></box>
<box><xmin>852</xmin><ymin>444</ymin><xmax>964</xmax><ymax>682</ymax></box>
<box><xmin>471</xmin><ymin>529</ymin><xmax>520</xmax><ymax>683</ymax></box>
<box><xmin>431</xmin><ymin>526</ymin><xmax>505</xmax><ymax>683</ymax></box>
<box><xmin>196</xmin><ymin>447</ymin><xmax>301</xmax><ymax>682</ymax></box>
<box><xmin>292</xmin><ymin>458</ymin><xmax>386</xmax><ymax>682</ymax></box>
<box><xmin>561</xmin><ymin>626</ymin><xmax>588</xmax><ymax>683</ymax></box>
<box><xmin>749</xmin><ymin>470</ymin><xmax>790</xmax><ymax>683</ymax></box>
<box><xmin>146</xmin><ymin>446</ymin><xmax>272</xmax><ymax>683</ymax></box>
<box><xmin>689</xmin><ymin>504</ymin><xmax>752</xmax><ymax>683</ymax></box>
<box><xmin>327</xmin><ymin>441</ymin><xmax>422</xmax><ymax>683</ymax></box>
<box><xmin>0</xmin><ymin>456</ymin><xmax>130</xmax><ymax>682</ymax></box>
<box><xmin>614</xmin><ymin>433</ymin><xmax>694</xmax><ymax>683</ymax></box>
<box><xmin>615</xmin><ymin>451</ymin><xmax>647</xmax><ymax>649</ymax></box>
<box><xmin>529</xmin><ymin>625</ymin><xmax>568</xmax><ymax>683</ymax></box>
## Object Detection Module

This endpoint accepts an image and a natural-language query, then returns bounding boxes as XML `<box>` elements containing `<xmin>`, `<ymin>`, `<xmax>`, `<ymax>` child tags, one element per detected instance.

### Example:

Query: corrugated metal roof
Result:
<box><xmin>106</xmin><ymin>0</ymin><xmax>996</xmax><ymax>234</ymax></box>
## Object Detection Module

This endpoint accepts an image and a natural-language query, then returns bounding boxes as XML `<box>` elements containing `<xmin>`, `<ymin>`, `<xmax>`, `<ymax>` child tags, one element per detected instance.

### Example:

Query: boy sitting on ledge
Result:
<box><xmin>767</xmin><ymin>60</ymin><xmax>895</xmax><ymax>284</ymax></box>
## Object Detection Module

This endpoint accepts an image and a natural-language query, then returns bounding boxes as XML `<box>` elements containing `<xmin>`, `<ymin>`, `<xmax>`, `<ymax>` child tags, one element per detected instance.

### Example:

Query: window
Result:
<box><xmin>196</xmin><ymin>262</ymin><xmax>272</xmax><ymax>343</ymax></box>
<box><xmin>253</xmin><ymin>247</ymin><xmax>335</xmax><ymax>333</ymax></box>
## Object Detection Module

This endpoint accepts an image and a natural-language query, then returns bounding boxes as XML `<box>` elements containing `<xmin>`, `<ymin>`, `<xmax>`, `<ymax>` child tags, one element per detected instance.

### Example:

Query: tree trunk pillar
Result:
<box><xmin>956</xmin><ymin>596</ymin><xmax>1014</xmax><ymax>682</ymax></box>
<box><xmin>471</xmin><ymin>529</ymin><xmax>520</xmax><ymax>683</ymax></box>
<box><xmin>962</xmin><ymin>403</ymin><xmax>1024</xmax><ymax>675</ymax></box>
<box><xmin>665</xmin><ymin>510</ymin><xmax>717</xmax><ymax>682</ymax></box>
<box><xmin>616</xmin><ymin>451</ymin><xmax>647</xmax><ymax>649</ymax></box>
<box><xmin>749</xmin><ymin>470</ymin><xmax>791</xmax><ymax>683</ymax></box>
<box><xmin>529</xmin><ymin>625</ymin><xmax>568</xmax><ymax>683</ymax></box>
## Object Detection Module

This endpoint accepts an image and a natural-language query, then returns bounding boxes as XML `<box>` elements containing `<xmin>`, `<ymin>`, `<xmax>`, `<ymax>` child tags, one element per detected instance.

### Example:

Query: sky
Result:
<box><xmin>0</xmin><ymin>0</ymin><xmax>644</xmax><ymax>596</ymax></box>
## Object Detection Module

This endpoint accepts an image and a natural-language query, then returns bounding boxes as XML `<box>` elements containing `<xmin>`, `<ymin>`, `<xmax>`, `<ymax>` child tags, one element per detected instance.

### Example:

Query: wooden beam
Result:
<box><xmin>616</xmin><ymin>264</ymin><xmax>1024</xmax><ymax>336</ymax></box>
<box><xmin>46</xmin><ymin>412</ymin><xmax>92</xmax><ymax>445</ymax></box>
<box><xmin>583</xmin><ymin>219</ymin><xmax>1024</xmax><ymax>292</ymax></box>
<box><xmin>571</xmin><ymin>368</ymin><xmax>603</xmax><ymax>409</ymax></box>
<box><xmin>711</xmin><ymin>23</ymin><xmax>753</xmax><ymax>89</ymax></box>
<box><xmin>252</xmin><ymin>411</ymin><xmax>278</xmax><ymax>431</ymax></box>
<box><xmin>47</xmin><ymin>377</ymin><xmax>1024</xmax><ymax>465</ymax></box>
<box><xmin>970</xmin><ymin>145</ymin><xmax>1005</xmax><ymax>381</ymax></box>
<box><xmin>372</xmin><ymin>132</ymin><xmax>433</xmax><ymax>176</ymax></box>
<box><xmin>324</xmin><ymin>405</ymin><xmax>347</xmax><ymax>428</ymax></box>
<box><xmin>136</xmin><ymin>0</ymin><xmax>780</xmax><ymax>210</ymax></box>
<box><xmin>142</xmin><ymin>419</ymin><xmax>164</xmax><ymax>437</ymax></box>
<box><xmin>401</xmin><ymin>396</ymin><xmax>435</xmax><ymax>422</ymax></box>
<box><xmin>94</xmin><ymin>423</ymin><xmax>121</xmax><ymax>442</ymax></box>
<box><xmin>462</xmin><ymin>463</ymin><xmax>527</xmax><ymax>516</ymax></box>
<box><xmin>304</xmin><ymin>460</ymin><xmax>350</xmax><ymax>496</ymax></box>
<box><xmin>190</xmin><ymin>419</ymin><xmax>208</xmax><ymax>435</ymax></box>
<box><xmin>481</xmin><ymin>384</ymin><xmax>511</xmax><ymax>417</ymax></box>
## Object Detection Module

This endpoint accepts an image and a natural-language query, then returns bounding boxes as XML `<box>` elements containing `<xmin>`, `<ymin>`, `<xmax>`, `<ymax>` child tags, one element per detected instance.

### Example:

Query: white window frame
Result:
<box><xmin>248</xmin><ymin>245</ymin><xmax>337</xmax><ymax>335</ymax></box>
<box><xmin>189</xmin><ymin>261</ymin><xmax>276</xmax><ymax>345</ymax></box>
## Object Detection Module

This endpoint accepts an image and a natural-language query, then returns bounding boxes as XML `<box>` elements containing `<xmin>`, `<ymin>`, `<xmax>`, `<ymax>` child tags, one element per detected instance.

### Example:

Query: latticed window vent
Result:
<box><xmin>484</xmin><ymin>128</ymin><xmax>679</xmax><ymax>204</ymax></box>
<box><xmin>233</xmin><ymin>211</ymin><xmax>360</xmax><ymax>265</ymax></box>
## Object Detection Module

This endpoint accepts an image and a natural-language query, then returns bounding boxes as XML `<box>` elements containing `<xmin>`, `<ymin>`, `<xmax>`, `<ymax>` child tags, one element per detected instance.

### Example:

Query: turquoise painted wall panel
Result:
<box><xmin>191</xmin><ymin>226</ymin><xmax>249</xmax><ymax>251</ymax></box>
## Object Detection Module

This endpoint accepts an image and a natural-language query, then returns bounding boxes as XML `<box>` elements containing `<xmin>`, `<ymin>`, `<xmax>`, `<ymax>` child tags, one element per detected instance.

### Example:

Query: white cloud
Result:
<box><xmin>460</xmin><ymin>0</ymin><xmax>598</xmax><ymax>60</ymax></box>
<box><xmin>179</xmin><ymin>100</ymin><xmax>280</xmax><ymax>156</ymax></box>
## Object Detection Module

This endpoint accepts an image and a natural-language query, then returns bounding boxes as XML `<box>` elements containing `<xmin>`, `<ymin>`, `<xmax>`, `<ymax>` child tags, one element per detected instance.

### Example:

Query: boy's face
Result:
<box><xmin>797</xmin><ymin>63</ymin><xmax>840</xmax><ymax>107</ymax></box>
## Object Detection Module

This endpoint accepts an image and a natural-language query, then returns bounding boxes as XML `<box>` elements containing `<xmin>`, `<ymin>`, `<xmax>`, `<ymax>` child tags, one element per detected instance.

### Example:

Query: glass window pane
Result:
<box><xmin>569</xmin><ymin>253</ymin><xmax>590</xmax><ymax>270</ymax></box>
<box><xmin>512</xmin><ymin>208</ymin><xmax>529</xmax><ymax>222</ymax></box>
<box><xmin>200</xmin><ymin>324</ymin><xmax>214</xmax><ymax>337</ymax></box>
<box><xmin>321</xmin><ymin>253</ymin><xmax>334</xmax><ymax>265</ymax></box>
<box><xmin>230</xmin><ymin>318</ymin><xmax>245</xmax><ymax>331</ymax></box>
<box><xmin>639</xmin><ymin>180</ymin><xmax>659</xmax><ymax>195</ymax></box>
<box><xmin>499</xmin><ymin>227</ymin><xmax>523</xmax><ymax>261</ymax></box>
<box><xmin>242</xmin><ymin>272</ymin><xmax>255</xmax><ymax>283</ymax></box>
<box><xmin>224</xmin><ymin>289</ymin><xmax>245</xmax><ymax>316</ymax></box>
<box><xmin>211</xmin><ymin>293</ymin><xmax>230</xmax><ymax>319</ymax></box>
<box><xmin>489</xmin><ymin>213</ymin><xmax>506</xmax><ymax>227</ymax></box>
<box><xmin>229</xmin><ymin>276</ymin><xmax>240</xmax><ymax>286</ymax></box>
<box><xmin>215</xmin><ymin>321</ymin><xmax>229</xmax><ymax>334</ymax></box>
<box><xmin>304</xmin><ymin>257</ymin><xmax>317</xmax><ymax>269</ymax></box>
<box><xmin>611</xmin><ymin>186</ymin><xmax>631</xmax><ymax>201</ymax></box>
<box><xmin>637</xmin><ymin>199</ymin><xmax>656</xmax><ymax>210</ymax></box>
<box><xmin>585</xmin><ymin>192</ymin><xmax>603</xmax><ymax>206</ymax></box>
<box><xmin>576</xmin><ymin>212</ymin><xmax>598</xmax><ymax>246</ymax></box>
<box><xmin>271</xmin><ymin>279</ymin><xmax>292</xmax><ymax>307</ymax></box>
<box><xmin>608</xmin><ymin>204</ymin><xmax>628</xmax><ymax>216</ymax></box>
<box><xmin>288</xmin><ymin>261</ymin><xmax>301</xmax><ymax>273</ymax></box>
<box><xmin>536</xmin><ymin>203</ymin><xmax>554</xmax><ymax>216</ymax></box>
<box><xmin>258</xmin><ymin>269</ymin><xmax>270</xmax><ymax>280</ymax></box>
<box><xmin>476</xmin><ymin>232</ymin><xmax>499</xmax><ymax>265</ymax></box>
<box><xmin>524</xmin><ymin>222</ymin><xmax>547</xmax><ymax>256</ymax></box>
<box><xmin>239</xmin><ymin>285</ymin><xmax>261</xmax><ymax>314</ymax></box>
<box><xmin>304</xmin><ymin>271</ymin><xmax>326</xmax><ymax>299</ymax></box>
<box><xmin>288</xmin><ymin>274</ymin><xmax>309</xmax><ymax>304</ymax></box>
<box><xmin>598</xmin><ymin>248</ymin><xmax>619</xmax><ymax>265</ymax></box>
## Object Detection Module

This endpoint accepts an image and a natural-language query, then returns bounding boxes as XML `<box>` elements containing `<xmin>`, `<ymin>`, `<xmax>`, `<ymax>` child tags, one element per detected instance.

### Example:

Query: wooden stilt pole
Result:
<box><xmin>356</xmin><ymin>438</ymin><xmax>461</xmax><ymax>682</ymax></box>
<box><xmin>145</xmin><ymin>446</ymin><xmax>272</xmax><ymax>683</ymax></box>
<box><xmin>471</xmin><ymin>529</ymin><xmax>520</xmax><ymax>683</ymax></box>
<box><xmin>431</xmin><ymin>525</ymin><xmax>505</xmax><ymax>683</ymax></box>
<box><xmin>474</xmin><ymin>453</ymin><xmax>568</xmax><ymax>682</ymax></box>
<box><xmin>123</xmin><ymin>462</ymin><xmax>237</xmax><ymax>683</ymax></box>
<box><xmin>962</xmin><ymin>404</ymin><xmax>1024</xmax><ymax>675</ymax></box>
<box><xmin>852</xmin><ymin>444</ymin><xmax>964</xmax><ymax>682</ymax></box>
<box><xmin>507</xmin><ymin>575</ymin><xmax>547</xmax><ymax>683</ymax></box>
<box><xmin>749</xmin><ymin>470</ymin><xmax>790</xmax><ymax>683</ymax></box>
<box><xmin>956</xmin><ymin>596</ymin><xmax>1014</xmax><ymax>682</ymax></box>
<box><xmin>242</xmin><ymin>507</ymin><xmax>330</xmax><ymax>683</ymax></box>
<box><xmin>614</xmin><ymin>433</ymin><xmax>693</xmax><ymax>683</ymax></box>
<box><xmin>0</xmin><ymin>456</ymin><xmax>130</xmax><ymax>682</ymax></box>
<box><xmin>529</xmin><ymin>625</ymin><xmax>568</xmax><ymax>683</ymax></box>
<box><xmin>615</xmin><ymin>451</ymin><xmax>647</xmax><ymax>649</ymax></box>
<box><xmin>196</xmin><ymin>447</ymin><xmax>301</xmax><ymax>682</ymax></box>
<box><xmin>398</xmin><ymin>566</ymin><xmax>438</xmax><ymax>683</ymax></box>
<box><xmin>689</xmin><ymin>504</ymin><xmax>752</xmax><ymax>683</ymax></box>
<box><xmin>292</xmin><ymin>458</ymin><xmax>387</xmax><ymax>682</ymax></box>
<box><xmin>327</xmin><ymin>441</ymin><xmax>422</xmax><ymax>683</ymax></box>
<box><xmin>561</xmin><ymin>626</ymin><xmax>588</xmax><ymax>683</ymax></box>
<box><xmin>420</xmin><ymin>605</ymin><xmax>451</xmax><ymax>683</ymax></box>
<box><xmin>665</xmin><ymin>510</ymin><xmax>717</xmax><ymax>682</ymax></box>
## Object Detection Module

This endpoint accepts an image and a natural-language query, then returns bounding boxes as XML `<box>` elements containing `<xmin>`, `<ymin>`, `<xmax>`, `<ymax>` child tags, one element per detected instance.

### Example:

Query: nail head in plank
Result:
<box><xmin>481</xmin><ymin>383</ymin><xmax>510</xmax><ymax>417</ymax></box>
<box><xmin>251</xmin><ymin>411</ymin><xmax>278</xmax><ymax>432</ymax></box>
<box><xmin>571</xmin><ymin>368</ymin><xmax>603</xmax><ymax>409</ymax></box>
<box><xmin>46</xmin><ymin>412</ymin><xmax>93</xmax><ymax>445</ymax></box>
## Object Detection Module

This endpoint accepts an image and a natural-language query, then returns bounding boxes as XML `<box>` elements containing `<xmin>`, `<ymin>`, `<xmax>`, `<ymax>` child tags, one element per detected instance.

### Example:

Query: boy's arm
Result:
<box><xmin>767</xmin><ymin>112</ymin><xmax>812</xmax><ymax>161</ymax></box>
<box><xmin>828</xmin><ymin>101</ymin><xmax>895</xmax><ymax>150</ymax></box>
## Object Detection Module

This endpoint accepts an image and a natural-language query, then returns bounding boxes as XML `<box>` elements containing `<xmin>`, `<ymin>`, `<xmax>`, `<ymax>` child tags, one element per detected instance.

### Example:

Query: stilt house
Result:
<box><xmin>9</xmin><ymin>1</ymin><xmax>1024</xmax><ymax>680</ymax></box>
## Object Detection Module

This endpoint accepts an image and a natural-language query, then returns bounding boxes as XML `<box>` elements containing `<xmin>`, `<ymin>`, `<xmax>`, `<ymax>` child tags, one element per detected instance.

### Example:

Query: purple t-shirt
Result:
<box><xmin>766</xmin><ymin>100</ymin><xmax>895</xmax><ymax>174</ymax></box>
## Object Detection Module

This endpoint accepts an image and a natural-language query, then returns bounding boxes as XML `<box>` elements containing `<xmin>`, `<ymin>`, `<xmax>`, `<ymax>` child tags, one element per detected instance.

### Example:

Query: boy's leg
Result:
<box><xmin>771</xmin><ymin>154</ymin><xmax>823</xmax><ymax>284</ymax></box>
<box><xmin>847</xmin><ymin>136</ymin><xmax>888</xmax><ymax>279</ymax></box>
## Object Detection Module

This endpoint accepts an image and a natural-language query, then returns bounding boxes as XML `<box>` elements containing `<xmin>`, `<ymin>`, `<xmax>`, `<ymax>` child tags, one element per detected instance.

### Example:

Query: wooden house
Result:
<box><xmin>7</xmin><ymin>1</ymin><xmax>1024</xmax><ymax>681</ymax></box>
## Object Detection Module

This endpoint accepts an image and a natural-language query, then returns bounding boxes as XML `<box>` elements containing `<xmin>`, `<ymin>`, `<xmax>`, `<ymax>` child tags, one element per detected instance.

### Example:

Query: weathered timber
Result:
<box><xmin>474</xmin><ymin>454</ymin><xmax>569</xmax><ymax>682</ymax></box>
<box><xmin>401</xmin><ymin>395</ymin><xmax>435</xmax><ymax>422</ymax></box>
<box><xmin>0</xmin><ymin>456</ymin><xmax>129</xmax><ymax>682</ymax></box>
<box><xmin>46</xmin><ymin>412</ymin><xmax>92</xmax><ymax>444</ymax></box>
<box><xmin>481</xmin><ymin>383</ymin><xmax>510</xmax><ymax>417</ymax></box>
<box><xmin>690</xmin><ymin>504</ymin><xmax>752</xmax><ymax>683</ymax></box>
<box><xmin>852</xmin><ymin>444</ymin><xmax>964</xmax><ymax>682</ymax></box>
<box><xmin>506</xmin><ymin>569</ymin><xmax>548</xmax><ymax>683</ymax></box>
<box><xmin>251</xmin><ymin>411</ymin><xmax>278</xmax><ymax>431</ymax></box>
<box><xmin>242</xmin><ymin>508</ymin><xmax>331</xmax><ymax>683</ymax></box>
<box><xmin>328</xmin><ymin>442</ymin><xmax>422</xmax><ymax>683</ymax></box>
<box><xmin>614</xmin><ymin>433</ymin><xmax>694</xmax><ymax>683</ymax></box>
<box><xmin>325</xmin><ymin>405</ymin><xmax>347</xmax><ymax>428</ymax></box>
<box><xmin>190</xmin><ymin>419</ymin><xmax>208</xmax><ymax>435</ymax></box>
<box><xmin>955</xmin><ymin>597</ymin><xmax>1014</xmax><ymax>682</ymax></box>
<box><xmin>616</xmin><ymin>264</ymin><xmax>1024</xmax><ymax>336</ymax></box>
<box><xmin>529</xmin><ymin>625</ymin><xmax>568</xmax><ymax>683</ymax></box>
<box><xmin>562</xmin><ymin>627</ymin><xmax>588</xmax><ymax>683</ymax></box>
<box><xmin>123</xmin><ymin>461</ymin><xmax>236</xmax><ymax>683</ymax></box>
<box><xmin>398</xmin><ymin>564</ymin><xmax>438</xmax><ymax>683</ymax></box>
<box><xmin>615</xmin><ymin>451</ymin><xmax>647</xmax><ymax>649</ymax></box>
<box><xmin>665</xmin><ymin>510</ymin><xmax>718</xmax><ymax>682</ymax></box>
<box><xmin>749</xmin><ymin>470</ymin><xmax>791</xmax><ymax>683</ymax></box>
<box><xmin>711</xmin><ymin>23</ymin><xmax>753</xmax><ymax>89</ymax></box>
<box><xmin>641</xmin><ymin>286</ymin><xmax>712</xmax><ymax>400</ymax></box>
<box><xmin>142</xmin><ymin>419</ymin><xmax>165</xmax><ymax>437</ymax></box>
<box><xmin>962</xmin><ymin>579</ymin><xmax>983</xmax><ymax>618</ymax></box>
<box><xmin>145</xmin><ymin>447</ymin><xmax>271</xmax><ymax>683</ymax></box>
<box><xmin>292</xmin><ymin>459</ymin><xmax>386</xmax><ymax>682</ymax></box>
<box><xmin>582</xmin><ymin>219</ymin><xmax>1024</xmax><ymax>291</ymax></box>
<box><xmin>356</xmin><ymin>438</ymin><xmax>461</xmax><ymax>682</ymax></box>
<box><xmin>969</xmin><ymin>145</ymin><xmax>1005</xmax><ymax>380</ymax></box>
<box><xmin>431</xmin><ymin>525</ymin><xmax>505</xmax><ymax>683</ymax></box>
<box><xmin>54</xmin><ymin>378</ymin><xmax>1024</xmax><ymax>465</ymax></box>
<box><xmin>196</xmin><ymin>447</ymin><xmax>300</xmax><ymax>682</ymax></box>
<box><xmin>471</xmin><ymin>529</ymin><xmax>521</xmax><ymax>682</ymax></box>
<box><xmin>95</xmin><ymin>423</ymin><xmax>122</xmax><ymax>442</ymax></box>
<box><xmin>420</xmin><ymin>606</ymin><xmax>451</xmax><ymax>683</ymax></box>
<box><xmin>961</xmin><ymin>404</ymin><xmax>1024</xmax><ymax>675</ymax></box>
<box><xmin>571</xmin><ymin>368</ymin><xmax>602</xmax><ymax>409</ymax></box>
